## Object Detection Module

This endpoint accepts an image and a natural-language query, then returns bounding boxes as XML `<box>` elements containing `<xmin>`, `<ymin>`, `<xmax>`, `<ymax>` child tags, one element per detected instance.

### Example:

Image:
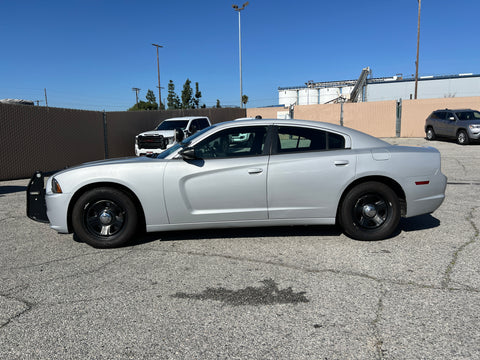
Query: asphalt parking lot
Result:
<box><xmin>1</xmin><ymin>138</ymin><xmax>479</xmax><ymax>359</ymax></box>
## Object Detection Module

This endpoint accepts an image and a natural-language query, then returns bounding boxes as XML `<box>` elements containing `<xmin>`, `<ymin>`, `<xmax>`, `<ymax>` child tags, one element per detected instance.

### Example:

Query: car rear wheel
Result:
<box><xmin>456</xmin><ymin>130</ymin><xmax>470</xmax><ymax>145</ymax></box>
<box><xmin>72</xmin><ymin>187</ymin><xmax>138</xmax><ymax>248</ymax></box>
<box><xmin>426</xmin><ymin>127</ymin><xmax>436</xmax><ymax>140</ymax></box>
<box><xmin>339</xmin><ymin>182</ymin><xmax>400</xmax><ymax>241</ymax></box>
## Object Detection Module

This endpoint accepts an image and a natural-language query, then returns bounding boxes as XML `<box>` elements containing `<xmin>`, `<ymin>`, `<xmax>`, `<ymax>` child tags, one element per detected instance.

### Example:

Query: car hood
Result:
<box><xmin>137</xmin><ymin>130</ymin><xmax>175</xmax><ymax>137</ymax></box>
<box><xmin>52</xmin><ymin>156</ymin><xmax>162</xmax><ymax>177</ymax></box>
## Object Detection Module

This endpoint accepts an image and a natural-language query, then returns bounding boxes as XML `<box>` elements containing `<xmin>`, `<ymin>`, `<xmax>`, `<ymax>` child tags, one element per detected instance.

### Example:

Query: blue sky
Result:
<box><xmin>1</xmin><ymin>0</ymin><xmax>478</xmax><ymax>110</ymax></box>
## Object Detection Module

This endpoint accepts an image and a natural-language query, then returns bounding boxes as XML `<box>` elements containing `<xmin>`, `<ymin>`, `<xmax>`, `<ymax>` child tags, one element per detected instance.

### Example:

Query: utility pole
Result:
<box><xmin>152</xmin><ymin>43</ymin><xmax>163</xmax><ymax>109</ymax></box>
<box><xmin>414</xmin><ymin>0</ymin><xmax>421</xmax><ymax>99</ymax></box>
<box><xmin>232</xmin><ymin>2</ymin><xmax>249</xmax><ymax>108</ymax></box>
<box><xmin>132</xmin><ymin>87</ymin><xmax>140</xmax><ymax>104</ymax></box>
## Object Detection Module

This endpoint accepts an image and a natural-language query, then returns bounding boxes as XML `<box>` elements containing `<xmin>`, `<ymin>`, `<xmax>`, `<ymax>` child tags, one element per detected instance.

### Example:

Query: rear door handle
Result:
<box><xmin>248</xmin><ymin>168</ymin><xmax>263</xmax><ymax>174</ymax></box>
<box><xmin>334</xmin><ymin>160</ymin><xmax>349</xmax><ymax>166</ymax></box>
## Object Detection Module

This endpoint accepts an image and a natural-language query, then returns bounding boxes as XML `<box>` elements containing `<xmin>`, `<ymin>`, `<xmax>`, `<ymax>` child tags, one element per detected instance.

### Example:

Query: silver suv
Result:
<box><xmin>425</xmin><ymin>109</ymin><xmax>480</xmax><ymax>145</ymax></box>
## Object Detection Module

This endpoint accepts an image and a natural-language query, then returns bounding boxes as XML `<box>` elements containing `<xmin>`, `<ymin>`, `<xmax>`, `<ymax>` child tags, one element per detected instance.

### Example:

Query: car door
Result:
<box><xmin>434</xmin><ymin>111</ymin><xmax>448</xmax><ymax>136</ymax></box>
<box><xmin>267</xmin><ymin>125</ymin><xmax>356</xmax><ymax>220</ymax></box>
<box><xmin>443</xmin><ymin>111</ymin><xmax>458</xmax><ymax>138</ymax></box>
<box><xmin>163</xmin><ymin>125</ymin><xmax>269</xmax><ymax>224</ymax></box>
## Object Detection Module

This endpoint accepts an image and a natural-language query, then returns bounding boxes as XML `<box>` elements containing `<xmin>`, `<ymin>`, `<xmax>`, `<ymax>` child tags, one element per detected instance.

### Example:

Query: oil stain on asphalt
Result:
<box><xmin>172</xmin><ymin>278</ymin><xmax>309</xmax><ymax>306</ymax></box>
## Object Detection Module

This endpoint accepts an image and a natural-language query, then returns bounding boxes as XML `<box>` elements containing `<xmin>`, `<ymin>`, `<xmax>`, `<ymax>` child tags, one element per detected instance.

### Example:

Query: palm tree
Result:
<box><xmin>241</xmin><ymin>94</ymin><xmax>249</xmax><ymax>107</ymax></box>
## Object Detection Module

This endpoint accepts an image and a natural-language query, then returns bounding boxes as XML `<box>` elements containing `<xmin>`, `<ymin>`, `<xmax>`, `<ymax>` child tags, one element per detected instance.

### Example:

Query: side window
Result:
<box><xmin>434</xmin><ymin>111</ymin><xmax>447</xmax><ymax>120</ymax></box>
<box><xmin>189</xmin><ymin>119</ymin><xmax>199</xmax><ymax>133</ymax></box>
<box><xmin>198</xmin><ymin>118</ymin><xmax>210</xmax><ymax>129</ymax></box>
<box><xmin>328</xmin><ymin>132</ymin><xmax>346</xmax><ymax>149</ymax></box>
<box><xmin>194</xmin><ymin>126</ymin><xmax>268</xmax><ymax>159</ymax></box>
<box><xmin>456</xmin><ymin>112</ymin><xmax>474</xmax><ymax>121</ymax></box>
<box><xmin>276</xmin><ymin>126</ymin><xmax>345</xmax><ymax>153</ymax></box>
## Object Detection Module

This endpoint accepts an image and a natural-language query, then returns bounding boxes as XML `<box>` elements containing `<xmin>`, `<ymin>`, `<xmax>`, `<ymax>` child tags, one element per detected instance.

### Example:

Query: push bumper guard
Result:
<box><xmin>26</xmin><ymin>171</ymin><xmax>49</xmax><ymax>223</ymax></box>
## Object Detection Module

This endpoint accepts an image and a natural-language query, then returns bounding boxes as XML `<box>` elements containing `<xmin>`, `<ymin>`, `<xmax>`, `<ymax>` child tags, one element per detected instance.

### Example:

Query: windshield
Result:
<box><xmin>156</xmin><ymin>125</ymin><xmax>215</xmax><ymax>159</ymax></box>
<box><xmin>455</xmin><ymin>111</ymin><xmax>480</xmax><ymax>121</ymax></box>
<box><xmin>156</xmin><ymin>120</ymin><xmax>189</xmax><ymax>131</ymax></box>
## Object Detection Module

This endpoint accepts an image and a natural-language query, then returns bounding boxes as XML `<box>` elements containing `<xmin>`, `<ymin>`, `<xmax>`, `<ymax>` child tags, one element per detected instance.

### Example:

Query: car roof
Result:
<box><xmin>164</xmin><ymin>116</ymin><xmax>208</xmax><ymax>121</ymax></box>
<box><xmin>434</xmin><ymin>108</ymin><xmax>475</xmax><ymax>112</ymax></box>
<box><xmin>213</xmin><ymin>118</ymin><xmax>389</xmax><ymax>149</ymax></box>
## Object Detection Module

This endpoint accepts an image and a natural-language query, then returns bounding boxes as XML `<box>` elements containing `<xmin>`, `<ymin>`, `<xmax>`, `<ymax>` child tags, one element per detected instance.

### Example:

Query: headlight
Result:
<box><xmin>51</xmin><ymin>177</ymin><xmax>63</xmax><ymax>193</ymax></box>
<box><xmin>469</xmin><ymin>124</ymin><xmax>480</xmax><ymax>130</ymax></box>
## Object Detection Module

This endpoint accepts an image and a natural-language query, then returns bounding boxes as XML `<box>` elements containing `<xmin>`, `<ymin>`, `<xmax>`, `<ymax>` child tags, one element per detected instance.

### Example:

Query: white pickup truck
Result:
<box><xmin>135</xmin><ymin>116</ymin><xmax>211</xmax><ymax>156</ymax></box>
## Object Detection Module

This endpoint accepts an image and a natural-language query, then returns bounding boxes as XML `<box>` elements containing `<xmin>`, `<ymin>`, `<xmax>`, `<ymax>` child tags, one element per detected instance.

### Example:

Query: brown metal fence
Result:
<box><xmin>0</xmin><ymin>104</ymin><xmax>245</xmax><ymax>180</ymax></box>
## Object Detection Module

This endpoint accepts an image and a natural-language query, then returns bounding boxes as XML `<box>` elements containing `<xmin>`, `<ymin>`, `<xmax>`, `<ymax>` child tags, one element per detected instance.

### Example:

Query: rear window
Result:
<box><xmin>276</xmin><ymin>126</ymin><xmax>345</xmax><ymax>153</ymax></box>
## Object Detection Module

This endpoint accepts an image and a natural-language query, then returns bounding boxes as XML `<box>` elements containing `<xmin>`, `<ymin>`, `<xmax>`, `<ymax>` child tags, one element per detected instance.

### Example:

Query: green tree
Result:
<box><xmin>128</xmin><ymin>89</ymin><xmax>159</xmax><ymax>111</ymax></box>
<box><xmin>167</xmin><ymin>80</ymin><xmax>181</xmax><ymax>109</ymax></box>
<box><xmin>193</xmin><ymin>82</ymin><xmax>202</xmax><ymax>109</ymax></box>
<box><xmin>146</xmin><ymin>89</ymin><xmax>156</xmax><ymax>104</ymax></box>
<box><xmin>181</xmin><ymin>78</ymin><xmax>194</xmax><ymax>109</ymax></box>
<box><xmin>216</xmin><ymin>99</ymin><xmax>221</xmax><ymax>108</ymax></box>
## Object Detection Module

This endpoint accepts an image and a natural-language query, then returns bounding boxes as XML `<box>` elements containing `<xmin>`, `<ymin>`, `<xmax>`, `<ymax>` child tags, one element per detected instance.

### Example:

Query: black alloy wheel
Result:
<box><xmin>340</xmin><ymin>181</ymin><xmax>400</xmax><ymax>241</ymax></box>
<box><xmin>72</xmin><ymin>187</ymin><xmax>138</xmax><ymax>248</ymax></box>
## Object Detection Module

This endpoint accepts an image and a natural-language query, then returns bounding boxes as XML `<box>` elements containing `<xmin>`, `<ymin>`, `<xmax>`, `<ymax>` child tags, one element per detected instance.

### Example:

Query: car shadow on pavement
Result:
<box><xmin>0</xmin><ymin>185</ymin><xmax>27</xmax><ymax>195</ymax></box>
<box><xmin>397</xmin><ymin>214</ymin><xmax>440</xmax><ymax>232</ymax></box>
<box><xmin>129</xmin><ymin>225</ymin><xmax>343</xmax><ymax>247</ymax></box>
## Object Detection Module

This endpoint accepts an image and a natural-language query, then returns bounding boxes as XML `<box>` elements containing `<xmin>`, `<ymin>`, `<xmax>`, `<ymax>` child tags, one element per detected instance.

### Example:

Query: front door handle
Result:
<box><xmin>334</xmin><ymin>160</ymin><xmax>349</xmax><ymax>166</ymax></box>
<box><xmin>248</xmin><ymin>168</ymin><xmax>263</xmax><ymax>174</ymax></box>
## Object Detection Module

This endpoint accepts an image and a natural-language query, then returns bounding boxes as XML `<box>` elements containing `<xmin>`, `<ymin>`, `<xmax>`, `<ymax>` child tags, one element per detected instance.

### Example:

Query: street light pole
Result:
<box><xmin>152</xmin><ymin>43</ymin><xmax>163</xmax><ymax>108</ymax></box>
<box><xmin>232</xmin><ymin>2</ymin><xmax>249</xmax><ymax>108</ymax></box>
<box><xmin>414</xmin><ymin>0</ymin><xmax>421</xmax><ymax>100</ymax></box>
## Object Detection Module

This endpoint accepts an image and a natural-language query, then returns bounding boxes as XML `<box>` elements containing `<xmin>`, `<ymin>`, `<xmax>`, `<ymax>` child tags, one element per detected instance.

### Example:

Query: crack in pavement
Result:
<box><xmin>442</xmin><ymin>206</ymin><xmax>479</xmax><ymax>289</ymax></box>
<box><xmin>0</xmin><ymin>294</ymin><xmax>34</xmax><ymax>330</ymax></box>
<box><xmin>0</xmin><ymin>249</ymin><xmax>135</xmax><ymax>328</ymax></box>
<box><xmin>372</xmin><ymin>287</ymin><xmax>388</xmax><ymax>360</ymax></box>
<box><xmin>141</xmin><ymin>247</ymin><xmax>480</xmax><ymax>294</ymax></box>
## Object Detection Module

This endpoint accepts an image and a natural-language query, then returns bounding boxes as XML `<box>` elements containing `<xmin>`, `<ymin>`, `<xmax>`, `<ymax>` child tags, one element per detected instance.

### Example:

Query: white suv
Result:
<box><xmin>135</xmin><ymin>116</ymin><xmax>211</xmax><ymax>156</ymax></box>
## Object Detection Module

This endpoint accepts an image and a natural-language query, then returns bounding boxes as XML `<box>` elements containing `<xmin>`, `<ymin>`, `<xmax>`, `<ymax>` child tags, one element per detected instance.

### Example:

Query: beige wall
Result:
<box><xmin>294</xmin><ymin>104</ymin><xmax>341</xmax><ymax>125</ymax></box>
<box><xmin>248</xmin><ymin>97</ymin><xmax>480</xmax><ymax>138</ymax></box>
<box><xmin>246</xmin><ymin>106</ymin><xmax>289</xmax><ymax>119</ymax></box>
<box><xmin>343</xmin><ymin>101</ymin><xmax>397</xmax><ymax>137</ymax></box>
<box><xmin>401</xmin><ymin>97</ymin><xmax>480</xmax><ymax>137</ymax></box>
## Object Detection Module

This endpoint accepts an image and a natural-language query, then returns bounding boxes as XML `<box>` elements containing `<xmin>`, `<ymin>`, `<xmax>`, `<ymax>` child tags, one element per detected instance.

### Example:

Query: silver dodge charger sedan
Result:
<box><xmin>27</xmin><ymin>119</ymin><xmax>447</xmax><ymax>248</ymax></box>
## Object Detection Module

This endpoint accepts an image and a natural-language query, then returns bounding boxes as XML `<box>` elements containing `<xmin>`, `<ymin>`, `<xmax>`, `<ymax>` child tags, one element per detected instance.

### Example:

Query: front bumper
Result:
<box><xmin>26</xmin><ymin>171</ymin><xmax>49</xmax><ymax>223</ymax></box>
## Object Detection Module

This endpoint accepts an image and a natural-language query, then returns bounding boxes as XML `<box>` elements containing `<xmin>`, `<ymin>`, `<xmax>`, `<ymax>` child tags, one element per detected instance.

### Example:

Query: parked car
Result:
<box><xmin>27</xmin><ymin>119</ymin><xmax>447</xmax><ymax>248</ymax></box>
<box><xmin>135</xmin><ymin>116</ymin><xmax>211</xmax><ymax>156</ymax></box>
<box><xmin>425</xmin><ymin>109</ymin><xmax>480</xmax><ymax>145</ymax></box>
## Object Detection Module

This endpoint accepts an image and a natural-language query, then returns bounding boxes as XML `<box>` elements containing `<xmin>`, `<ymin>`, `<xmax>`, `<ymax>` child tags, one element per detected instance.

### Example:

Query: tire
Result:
<box><xmin>339</xmin><ymin>182</ymin><xmax>400</xmax><ymax>241</ymax></box>
<box><xmin>456</xmin><ymin>130</ymin><xmax>470</xmax><ymax>145</ymax></box>
<box><xmin>425</xmin><ymin>127</ymin><xmax>436</xmax><ymax>140</ymax></box>
<box><xmin>72</xmin><ymin>187</ymin><xmax>138</xmax><ymax>248</ymax></box>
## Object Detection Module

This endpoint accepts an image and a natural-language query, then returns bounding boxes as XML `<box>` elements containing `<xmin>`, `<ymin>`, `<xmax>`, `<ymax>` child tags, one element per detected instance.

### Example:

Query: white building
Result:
<box><xmin>278</xmin><ymin>72</ymin><xmax>480</xmax><ymax>106</ymax></box>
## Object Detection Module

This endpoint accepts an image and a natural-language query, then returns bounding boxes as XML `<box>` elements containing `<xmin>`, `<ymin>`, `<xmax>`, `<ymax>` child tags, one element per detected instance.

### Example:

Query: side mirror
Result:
<box><xmin>174</xmin><ymin>128</ymin><xmax>185</xmax><ymax>143</ymax></box>
<box><xmin>189</xmin><ymin>124</ymin><xmax>198</xmax><ymax>135</ymax></box>
<box><xmin>179</xmin><ymin>147</ymin><xmax>197</xmax><ymax>160</ymax></box>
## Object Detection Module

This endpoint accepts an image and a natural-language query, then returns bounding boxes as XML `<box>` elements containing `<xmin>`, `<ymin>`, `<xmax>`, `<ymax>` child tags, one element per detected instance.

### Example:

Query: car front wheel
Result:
<box><xmin>457</xmin><ymin>130</ymin><xmax>470</xmax><ymax>145</ymax></box>
<box><xmin>339</xmin><ymin>182</ymin><xmax>400</xmax><ymax>241</ymax></box>
<box><xmin>72</xmin><ymin>187</ymin><xmax>138</xmax><ymax>248</ymax></box>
